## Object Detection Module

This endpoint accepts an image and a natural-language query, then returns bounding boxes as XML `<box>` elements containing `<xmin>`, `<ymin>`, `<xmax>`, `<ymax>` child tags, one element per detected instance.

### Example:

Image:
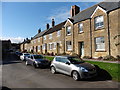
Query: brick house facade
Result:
<box><xmin>20</xmin><ymin>2</ymin><xmax>120</xmax><ymax>58</ymax></box>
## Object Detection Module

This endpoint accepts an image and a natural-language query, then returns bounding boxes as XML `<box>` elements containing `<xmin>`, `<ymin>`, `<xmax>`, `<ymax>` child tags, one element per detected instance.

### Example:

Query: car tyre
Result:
<box><xmin>72</xmin><ymin>71</ymin><xmax>80</xmax><ymax>81</ymax></box>
<box><xmin>33</xmin><ymin>62</ymin><xmax>38</xmax><ymax>68</ymax></box>
<box><xmin>51</xmin><ymin>66</ymin><xmax>56</xmax><ymax>74</ymax></box>
<box><xmin>26</xmin><ymin>61</ymin><xmax>29</xmax><ymax>65</ymax></box>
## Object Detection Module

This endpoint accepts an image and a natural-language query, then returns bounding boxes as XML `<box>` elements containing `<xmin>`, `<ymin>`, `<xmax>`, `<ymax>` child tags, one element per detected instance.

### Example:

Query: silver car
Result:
<box><xmin>50</xmin><ymin>56</ymin><xmax>97</xmax><ymax>81</ymax></box>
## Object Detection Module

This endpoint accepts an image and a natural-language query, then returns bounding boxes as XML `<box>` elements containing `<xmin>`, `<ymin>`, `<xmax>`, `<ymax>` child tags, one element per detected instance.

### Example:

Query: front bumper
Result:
<box><xmin>81</xmin><ymin>71</ymin><xmax>97</xmax><ymax>79</ymax></box>
<box><xmin>37</xmin><ymin>63</ymin><xmax>50</xmax><ymax>68</ymax></box>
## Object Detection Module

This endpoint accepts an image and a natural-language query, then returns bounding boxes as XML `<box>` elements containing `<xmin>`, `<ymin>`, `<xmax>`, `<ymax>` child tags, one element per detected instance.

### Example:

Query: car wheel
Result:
<box><xmin>25</xmin><ymin>61</ymin><xmax>28</xmax><ymax>65</ymax></box>
<box><xmin>51</xmin><ymin>66</ymin><xmax>56</xmax><ymax>74</ymax></box>
<box><xmin>33</xmin><ymin>63</ymin><xmax>38</xmax><ymax>68</ymax></box>
<box><xmin>72</xmin><ymin>71</ymin><xmax>80</xmax><ymax>81</ymax></box>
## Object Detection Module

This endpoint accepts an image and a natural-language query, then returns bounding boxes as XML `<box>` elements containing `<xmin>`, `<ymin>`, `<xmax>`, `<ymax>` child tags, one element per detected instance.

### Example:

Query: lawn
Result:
<box><xmin>45</xmin><ymin>56</ymin><xmax>120</xmax><ymax>82</ymax></box>
<box><xmin>86</xmin><ymin>61</ymin><xmax>120</xmax><ymax>82</ymax></box>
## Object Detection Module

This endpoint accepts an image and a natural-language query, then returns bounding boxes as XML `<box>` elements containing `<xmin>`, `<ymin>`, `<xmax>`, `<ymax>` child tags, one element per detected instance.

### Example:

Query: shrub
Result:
<box><xmin>98</xmin><ymin>56</ymin><xmax>103</xmax><ymax>60</ymax></box>
<box><xmin>103</xmin><ymin>55</ymin><xmax>117</xmax><ymax>61</ymax></box>
<box><xmin>116</xmin><ymin>55</ymin><xmax>120</xmax><ymax>61</ymax></box>
<box><xmin>83</xmin><ymin>56</ymin><xmax>92</xmax><ymax>59</ymax></box>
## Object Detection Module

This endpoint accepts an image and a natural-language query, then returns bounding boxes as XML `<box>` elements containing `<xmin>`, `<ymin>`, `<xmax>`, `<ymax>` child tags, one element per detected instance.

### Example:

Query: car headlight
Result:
<box><xmin>80</xmin><ymin>67</ymin><xmax>88</xmax><ymax>72</ymax></box>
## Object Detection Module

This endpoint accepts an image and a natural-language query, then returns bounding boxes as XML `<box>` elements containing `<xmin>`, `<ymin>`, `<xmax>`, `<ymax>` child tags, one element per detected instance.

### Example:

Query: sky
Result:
<box><xmin>1</xmin><ymin>2</ymin><xmax>100</xmax><ymax>43</ymax></box>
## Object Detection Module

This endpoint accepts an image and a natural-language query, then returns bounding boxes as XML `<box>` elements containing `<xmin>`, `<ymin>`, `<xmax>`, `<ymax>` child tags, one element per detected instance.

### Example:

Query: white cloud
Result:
<box><xmin>1</xmin><ymin>37</ymin><xmax>24</xmax><ymax>43</ymax></box>
<box><xmin>47</xmin><ymin>6</ymin><xmax>70</xmax><ymax>25</ymax></box>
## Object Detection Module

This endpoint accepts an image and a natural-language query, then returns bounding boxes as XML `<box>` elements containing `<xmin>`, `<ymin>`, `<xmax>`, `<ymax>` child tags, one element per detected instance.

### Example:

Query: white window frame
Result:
<box><xmin>57</xmin><ymin>31</ymin><xmax>61</xmax><ymax>37</ymax></box>
<box><xmin>78</xmin><ymin>23</ymin><xmax>83</xmax><ymax>33</ymax></box>
<box><xmin>94</xmin><ymin>16</ymin><xmax>104</xmax><ymax>29</ymax></box>
<box><xmin>49</xmin><ymin>34</ymin><xmax>52</xmax><ymax>39</ymax></box>
<box><xmin>43</xmin><ymin>36</ymin><xmax>46</xmax><ymax>40</ymax></box>
<box><xmin>95</xmin><ymin>37</ymin><xmax>105</xmax><ymax>51</ymax></box>
<box><xmin>42</xmin><ymin>44</ymin><xmax>45</xmax><ymax>50</ymax></box>
<box><xmin>66</xmin><ymin>26</ymin><xmax>71</xmax><ymax>36</ymax></box>
<box><xmin>66</xmin><ymin>41</ymin><xmax>72</xmax><ymax>51</ymax></box>
<box><xmin>38</xmin><ymin>38</ymin><xmax>40</xmax><ymax>42</ymax></box>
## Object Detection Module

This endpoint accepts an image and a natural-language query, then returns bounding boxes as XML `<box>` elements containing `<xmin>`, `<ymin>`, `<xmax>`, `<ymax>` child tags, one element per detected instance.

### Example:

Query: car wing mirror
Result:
<box><xmin>66</xmin><ymin>62</ymin><xmax>70</xmax><ymax>65</ymax></box>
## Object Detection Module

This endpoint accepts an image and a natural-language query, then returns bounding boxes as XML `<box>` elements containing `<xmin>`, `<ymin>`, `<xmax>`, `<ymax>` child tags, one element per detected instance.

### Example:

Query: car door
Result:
<box><xmin>29</xmin><ymin>55</ymin><xmax>34</xmax><ymax>65</ymax></box>
<box><xmin>58</xmin><ymin>58</ymin><xmax>71</xmax><ymax>75</ymax></box>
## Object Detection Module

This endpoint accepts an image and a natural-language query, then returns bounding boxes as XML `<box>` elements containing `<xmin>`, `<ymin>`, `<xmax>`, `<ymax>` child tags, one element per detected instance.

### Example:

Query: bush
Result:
<box><xmin>116</xmin><ymin>55</ymin><xmax>120</xmax><ymax>61</ymax></box>
<box><xmin>83</xmin><ymin>56</ymin><xmax>92</xmax><ymax>59</ymax></box>
<box><xmin>103</xmin><ymin>55</ymin><xmax>117</xmax><ymax>61</ymax></box>
<box><xmin>98</xmin><ymin>56</ymin><xmax>103</xmax><ymax>60</ymax></box>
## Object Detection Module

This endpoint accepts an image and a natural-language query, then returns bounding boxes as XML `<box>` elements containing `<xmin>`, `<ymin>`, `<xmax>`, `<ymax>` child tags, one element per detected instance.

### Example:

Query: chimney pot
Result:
<box><xmin>38</xmin><ymin>28</ymin><xmax>41</xmax><ymax>33</ymax></box>
<box><xmin>70</xmin><ymin>5</ymin><xmax>80</xmax><ymax>17</ymax></box>
<box><xmin>52</xmin><ymin>19</ymin><xmax>55</xmax><ymax>27</ymax></box>
<box><xmin>46</xmin><ymin>23</ymin><xmax>50</xmax><ymax>29</ymax></box>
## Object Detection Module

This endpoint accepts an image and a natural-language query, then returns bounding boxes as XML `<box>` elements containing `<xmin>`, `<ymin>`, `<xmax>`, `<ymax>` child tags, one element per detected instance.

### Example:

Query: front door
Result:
<box><xmin>78</xmin><ymin>42</ymin><xmax>84</xmax><ymax>57</ymax></box>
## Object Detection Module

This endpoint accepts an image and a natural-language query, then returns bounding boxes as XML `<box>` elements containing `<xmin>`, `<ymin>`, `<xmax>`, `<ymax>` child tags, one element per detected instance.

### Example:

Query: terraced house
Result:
<box><xmin>20</xmin><ymin>1</ymin><xmax>120</xmax><ymax>58</ymax></box>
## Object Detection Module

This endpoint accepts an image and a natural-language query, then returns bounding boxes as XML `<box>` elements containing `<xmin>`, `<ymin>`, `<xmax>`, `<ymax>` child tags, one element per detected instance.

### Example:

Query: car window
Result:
<box><xmin>68</xmin><ymin>57</ymin><xmax>84</xmax><ymax>64</ymax></box>
<box><xmin>60</xmin><ymin>58</ymin><xmax>69</xmax><ymax>63</ymax></box>
<box><xmin>55</xmin><ymin>57</ymin><xmax>61</xmax><ymax>62</ymax></box>
<box><xmin>31</xmin><ymin>56</ymin><xmax>33</xmax><ymax>59</ymax></box>
<box><xmin>24</xmin><ymin>54</ymin><xmax>30</xmax><ymax>56</ymax></box>
<box><xmin>27</xmin><ymin>56</ymin><xmax>30</xmax><ymax>58</ymax></box>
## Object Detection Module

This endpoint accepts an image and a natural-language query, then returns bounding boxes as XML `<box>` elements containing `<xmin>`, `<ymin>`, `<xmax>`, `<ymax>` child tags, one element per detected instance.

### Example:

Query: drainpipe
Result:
<box><xmin>90</xmin><ymin>18</ymin><xmax>92</xmax><ymax>58</ymax></box>
<box><xmin>107</xmin><ymin>12</ymin><xmax>111</xmax><ymax>56</ymax></box>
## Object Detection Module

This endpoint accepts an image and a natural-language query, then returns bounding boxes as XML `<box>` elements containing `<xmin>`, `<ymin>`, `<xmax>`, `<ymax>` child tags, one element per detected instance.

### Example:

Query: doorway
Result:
<box><xmin>78</xmin><ymin>42</ymin><xmax>84</xmax><ymax>57</ymax></box>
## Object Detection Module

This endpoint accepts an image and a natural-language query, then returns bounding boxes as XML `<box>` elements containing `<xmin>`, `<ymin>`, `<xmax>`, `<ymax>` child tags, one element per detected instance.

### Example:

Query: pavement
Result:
<box><xmin>2</xmin><ymin>53</ymin><xmax>120</xmax><ymax>89</ymax></box>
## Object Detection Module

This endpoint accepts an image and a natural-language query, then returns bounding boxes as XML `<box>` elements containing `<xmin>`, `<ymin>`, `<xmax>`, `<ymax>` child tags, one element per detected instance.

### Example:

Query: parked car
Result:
<box><xmin>50</xmin><ymin>56</ymin><xmax>97</xmax><ymax>81</ymax></box>
<box><xmin>20</xmin><ymin>53</ymin><xmax>30</xmax><ymax>61</ymax></box>
<box><xmin>26</xmin><ymin>54</ymin><xmax>50</xmax><ymax>68</ymax></box>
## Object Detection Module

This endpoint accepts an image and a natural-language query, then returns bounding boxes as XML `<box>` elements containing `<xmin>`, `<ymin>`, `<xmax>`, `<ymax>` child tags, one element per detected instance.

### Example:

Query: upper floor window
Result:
<box><xmin>43</xmin><ymin>36</ymin><xmax>46</xmax><ymax>40</ymax></box>
<box><xmin>78</xmin><ymin>23</ymin><xmax>83</xmax><ymax>33</ymax></box>
<box><xmin>66</xmin><ymin>26</ymin><xmax>71</xmax><ymax>35</ymax></box>
<box><xmin>95</xmin><ymin>37</ymin><xmax>105</xmax><ymax>51</ymax></box>
<box><xmin>94</xmin><ymin>16</ymin><xmax>104</xmax><ymax>29</ymax></box>
<box><xmin>38</xmin><ymin>38</ymin><xmax>40</xmax><ymax>42</ymax></box>
<box><xmin>66</xmin><ymin>41</ymin><xmax>72</xmax><ymax>51</ymax></box>
<box><xmin>49</xmin><ymin>34</ymin><xmax>52</xmax><ymax>39</ymax></box>
<box><xmin>34</xmin><ymin>39</ymin><xmax>36</xmax><ymax>43</ymax></box>
<box><xmin>57</xmin><ymin>31</ymin><xmax>61</xmax><ymax>37</ymax></box>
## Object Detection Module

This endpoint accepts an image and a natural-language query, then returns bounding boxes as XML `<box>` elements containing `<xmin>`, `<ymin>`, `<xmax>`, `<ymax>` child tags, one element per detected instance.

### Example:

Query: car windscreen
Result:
<box><xmin>68</xmin><ymin>57</ymin><xmax>84</xmax><ymax>64</ymax></box>
<box><xmin>34</xmin><ymin>55</ymin><xmax>43</xmax><ymax>59</ymax></box>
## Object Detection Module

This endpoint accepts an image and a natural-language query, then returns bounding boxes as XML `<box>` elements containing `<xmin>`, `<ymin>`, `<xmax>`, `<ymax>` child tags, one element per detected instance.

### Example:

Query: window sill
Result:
<box><xmin>95</xmin><ymin>50</ymin><xmax>106</xmax><ymax>52</ymax></box>
<box><xmin>78</xmin><ymin>31</ymin><xmax>84</xmax><ymax>34</ymax></box>
<box><xmin>66</xmin><ymin>34</ymin><xmax>71</xmax><ymax>36</ymax></box>
<box><xmin>95</xmin><ymin>27</ymin><xmax>104</xmax><ymax>30</ymax></box>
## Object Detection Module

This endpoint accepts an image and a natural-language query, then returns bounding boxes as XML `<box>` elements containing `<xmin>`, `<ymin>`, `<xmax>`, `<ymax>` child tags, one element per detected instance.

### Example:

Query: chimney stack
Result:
<box><xmin>46</xmin><ymin>23</ymin><xmax>50</xmax><ymax>30</ymax></box>
<box><xmin>38</xmin><ymin>28</ymin><xmax>41</xmax><ymax>33</ymax></box>
<box><xmin>52</xmin><ymin>19</ymin><xmax>55</xmax><ymax>27</ymax></box>
<box><xmin>70</xmin><ymin>5</ymin><xmax>80</xmax><ymax>17</ymax></box>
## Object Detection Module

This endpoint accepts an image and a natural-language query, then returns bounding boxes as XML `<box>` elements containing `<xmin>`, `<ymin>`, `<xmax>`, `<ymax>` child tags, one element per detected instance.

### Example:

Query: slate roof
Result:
<box><xmin>71</xmin><ymin>2</ymin><xmax>120</xmax><ymax>23</ymax></box>
<box><xmin>32</xmin><ymin>29</ymin><xmax>48</xmax><ymax>39</ymax></box>
<box><xmin>44</xmin><ymin>21</ymin><xmax>66</xmax><ymax>35</ymax></box>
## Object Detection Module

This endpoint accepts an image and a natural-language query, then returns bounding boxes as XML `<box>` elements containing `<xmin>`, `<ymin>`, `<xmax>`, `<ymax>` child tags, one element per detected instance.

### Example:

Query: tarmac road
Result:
<box><xmin>2</xmin><ymin>53</ymin><xmax>119</xmax><ymax>88</ymax></box>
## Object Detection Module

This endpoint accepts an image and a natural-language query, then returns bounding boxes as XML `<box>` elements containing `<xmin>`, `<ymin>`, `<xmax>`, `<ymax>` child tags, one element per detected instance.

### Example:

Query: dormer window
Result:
<box><xmin>78</xmin><ymin>23</ymin><xmax>83</xmax><ymax>33</ymax></box>
<box><xmin>66</xmin><ymin>26</ymin><xmax>71</xmax><ymax>36</ymax></box>
<box><xmin>94</xmin><ymin>16</ymin><xmax>104</xmax><ymax>29</ymax></box>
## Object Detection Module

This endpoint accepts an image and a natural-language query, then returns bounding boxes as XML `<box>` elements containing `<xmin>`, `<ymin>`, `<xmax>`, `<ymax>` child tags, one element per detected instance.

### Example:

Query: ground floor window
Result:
<box><xmin>38</xmin><ymin>45</ymin><xmax>40</xmax><ymax>50</ymax></box>
<box><xmin>66</xmin><ymin>41</ymin><xmax>72</xmax><ymax>51</ymax></box>
<box><xmin>95</xmin><ymin>37</ymin><xmax>105</xmax><ymax>51</ymax></box>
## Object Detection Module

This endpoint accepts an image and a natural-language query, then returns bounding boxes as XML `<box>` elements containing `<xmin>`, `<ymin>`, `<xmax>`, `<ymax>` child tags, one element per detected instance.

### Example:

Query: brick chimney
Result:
<box><xmin>70</xmin><ymin>5</ymin><xmax>80</xmax><ymax>17</ymax></box>
<box><xmin>52</xmin><ymin>19</ymin><xmax>55</xmax><ymax>27</ymax></box>
<box><xmin>46</xmin><ymin>23</ymin><xmax>50</xmax><ymax>30</ymax></box>
<box><xmin>38</xmin><ymin>28</ymin><xmax>41</xmax><ymax>33</ymax></box>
